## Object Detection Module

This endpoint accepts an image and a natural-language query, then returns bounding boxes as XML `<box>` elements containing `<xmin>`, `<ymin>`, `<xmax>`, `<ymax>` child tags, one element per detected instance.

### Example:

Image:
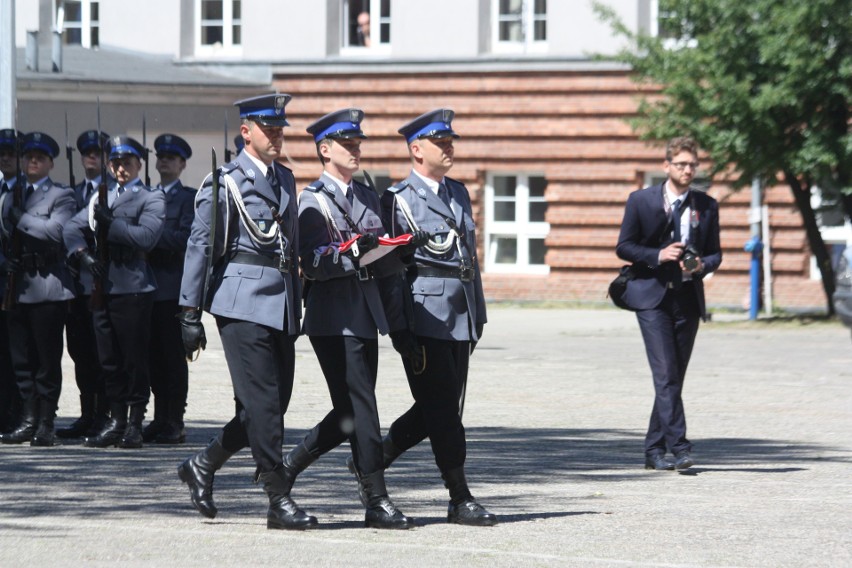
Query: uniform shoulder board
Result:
<box><xmin>305</xmin><ymin>181</ymin><xmax>324</xmax><ymax>193</ymax></box>
<box><xmin>221</xmin><ymin>161</ymin><xmax>239</xmax><ymax>175</ymax></box>
<box><xmin>386</xmin><ymin>181</ymin><xmax>410</xmax><ymax>194</ymax></box>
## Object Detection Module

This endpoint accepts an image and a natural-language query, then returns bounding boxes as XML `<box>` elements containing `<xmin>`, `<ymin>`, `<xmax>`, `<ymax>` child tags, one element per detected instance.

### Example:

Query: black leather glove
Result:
<box><xmin>4</xmin><ymin>257</ymin><xmax>21</xmax><ymax>275</ymax></box>
<box><xmin>76</xmin><ymin>250</ymin><xmax>107</xmax><ymax>279</ymax></box>
<box><xmin>390</xmin><ymin>329</ymin><xmax>426</xmax><ymax>375</ymax></box>
<box><xmin>9</xmin><ymin>206</ymin><xmax>24</xmax><ymax>225</ymax></box>
<box><xmin>399</xmin><ymin>230</ymin><xmax>430</xmax><ymax>256</ymax></box>
<box><xmin>94</xmin><ymin>204</ymin><xmax>114</xmax><ymax>229</ymax></box>
<box><xmin>176</xmin><ymin>309</ymin><xmax>207</xmax><ymax>360</ymax></box>
<box><xmin>355</xmin><ymin>232</ymin><xmax>379</xmax><ymax>255</ymax></box>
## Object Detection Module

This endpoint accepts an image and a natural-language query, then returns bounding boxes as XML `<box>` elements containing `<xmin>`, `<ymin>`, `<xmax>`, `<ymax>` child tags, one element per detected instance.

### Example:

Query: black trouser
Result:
<box><xmin>65</xmin><ymin>295</ymin><xmax>103</xmax><ymax>400</ymax></box>
<box><xmin>388</xmin><ymin>336</ymin><xmax>469</xmax><ymax>473</ymax></box>
<box><xmin>635</xmin><ymin>282</ymin><xmax>701</xmax><ymax>457</ymax></box>
<box><xmin>148</xmin><ymin>299</ymin><xmax>188</xmax><ymax>423</ymax></box>
<box><xmin>302</xmin><ymin>335</ymin><xmax>382</xmax><ymax>475</ymax></box>
<box><xmin>0</xmin><ymin>309</ymin><xmax>19</xmax><ymax>428</ymax></box>
<box><xmin>7</xmin><ymin>301</ymin><xmax>68</xmax><ymax>406</ymax></box>
<box><xmin>92</xmin><ymin>292</ymin><xmax>154</xmax><ymax>409</ymax></box>
<box><xmin>216</xmin><ymin>317</ymin><xmax>296</xmax><ymax>473</ymax></box>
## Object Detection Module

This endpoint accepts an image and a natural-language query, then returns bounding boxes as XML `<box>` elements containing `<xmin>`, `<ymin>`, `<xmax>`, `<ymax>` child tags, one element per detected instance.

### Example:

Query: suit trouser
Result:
<box><xmin>635</xmin><ymin>282</ymin><xmax>701</xmax><ymax>457</ymax></box>
<box><xmin>302</xmin><ymin>335</ymin><xmax>382</xmax><ymax>475</ymax></box>
<box><xmin>148</xmin><ymin>299</ymin><xmax>189</xmax><ymax>422</ymax></box>
<box><xmin>65</xmin><ymin>295</ymin><xmax>103</xmax><ymax>398</ymax></box>
<box><xmin>0</xmin><ymin>309</ymin><xmax>21</xmax><ymax>426</ymax></box>
<box><xmin>92</xmin><ymin>292</ymin><xmax>154</xmax><ymax>409</ymax></box>
<box><xmin>216</xmin><ymin>317</ymin><xmax>295</xmax><ymax>473</ymax></box>
<box><xmin>7</xmin><ymin>301</ymin><xmax>68</xmax><ymax>405</ymax></box>
<box><xmin>388</xmin><ymin>336</ymin><xmax>469</xmax><ymax>473</ymax></box>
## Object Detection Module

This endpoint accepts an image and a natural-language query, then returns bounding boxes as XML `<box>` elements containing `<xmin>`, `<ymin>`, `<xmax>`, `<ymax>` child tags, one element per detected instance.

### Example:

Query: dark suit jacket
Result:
<box><xmin>615</xmin><ymin>183</ymin><xmax>722</xmax><ymax>320</ymax></box>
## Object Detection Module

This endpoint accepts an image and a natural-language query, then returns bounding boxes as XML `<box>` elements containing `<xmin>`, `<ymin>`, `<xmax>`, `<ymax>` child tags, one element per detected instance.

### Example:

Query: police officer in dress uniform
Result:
<box><xmin>0</xmin><ymin>132</ymin><xmax>76</xmax><ymax>446</ymax></box>
<box><xmin>56</xmin><ymin>130</ymin><xmax>110</xmax><ymax>439</ymax></box>
<box><xmin>142</xmin><ymin>134</ymin><xmax>195</xmax><ymax>444</ymax></box>
<box><xmin>615</xmin><ymin>136</ymin><xmax>722</xmax><ymax>471</ymax></box>
<box><xmin>176</xmin><ymin>94</ymin><xmax>314</xmax><ymax>531</ymax></box>
<box><xmin>282</xmin><ymin>109</ymin><xmax>427</xmax><ymax>530</ymax></box>
<box><xmin>62</xmin><ymin>135</ymin><xmax>166</xmax><ymax>449</ymax></box>
<box><xmin>0</xmin><ymin>129</ymin><xmax>22</xmax><ymax>433</ymax></box>
<box><xmin>374</xmin><ymin>109</ymin><xmax>497</xmax><ymax>526</ymax></box>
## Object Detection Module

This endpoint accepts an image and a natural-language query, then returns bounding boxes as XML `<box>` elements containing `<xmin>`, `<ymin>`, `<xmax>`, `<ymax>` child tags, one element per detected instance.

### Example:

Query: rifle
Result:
<box><xmin>201</xmin><ymin>148</ymin><xmax>219</xmax><ymax>310</ymax></box>
<box><xmin>223</xmin><ymin>112</ymin><xmax>232</xmax><ymax>163</ymax></box>
<box><xmin>90</xmin><ymin>97</ymin><xmax>109</xmax><ymax>310</ymax></box>
<box><xmin>2</xmin><ymin>124</ymin><xmax>23</xmax><ymax>312</ymax></box>
<box><xmin>142</xmin><ymin>112</ymin><xmax>150</xmax><ymax>186</ymax></box>
<box><xmin>65</xmin><ymin>112</ymin><xmax>75</xmax><ymax>188</ymax></box>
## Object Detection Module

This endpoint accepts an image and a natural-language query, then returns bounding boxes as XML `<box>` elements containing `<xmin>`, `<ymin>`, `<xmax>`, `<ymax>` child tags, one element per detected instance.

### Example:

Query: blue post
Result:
<box><xmin>744</xmin><ymin>237</ymin><xmax>763</xmax><ymax>320</ymax></box>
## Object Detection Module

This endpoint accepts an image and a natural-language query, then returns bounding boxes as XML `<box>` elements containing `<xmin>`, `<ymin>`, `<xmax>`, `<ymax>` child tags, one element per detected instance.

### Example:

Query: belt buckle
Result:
<box><xmin>278</xmin><ymin>256</ymin><xmax>291</xmax><ymax>273</ymax></box>
<box><xmin>459</xmin><ymin>266</ymin><xmax>474</xmax><ymax>282</ymax></box>
<box><xmin>356</xmin><ymin>266</ymin><xmax>370</xmax><ymax>281</ymax></box>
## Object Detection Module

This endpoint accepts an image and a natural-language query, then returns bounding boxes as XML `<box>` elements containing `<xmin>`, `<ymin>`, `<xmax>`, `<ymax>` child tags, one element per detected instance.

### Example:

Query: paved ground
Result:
<box><xmin>1</xmin><ymin>307</ymin><xmax>850</xmax><ymax>567</ymax></box>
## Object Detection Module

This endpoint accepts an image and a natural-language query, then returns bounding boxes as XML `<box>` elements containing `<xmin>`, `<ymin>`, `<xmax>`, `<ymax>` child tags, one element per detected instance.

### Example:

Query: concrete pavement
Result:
<box><xmin>1</xmin><ymin>307</ymin><xmax>850</xmax><ymax>567</ymax></box>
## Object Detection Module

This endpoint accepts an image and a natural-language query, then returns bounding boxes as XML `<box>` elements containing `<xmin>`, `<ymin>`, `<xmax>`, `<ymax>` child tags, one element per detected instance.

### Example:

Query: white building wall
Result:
<box><xmin>391</xmin><ymin>0</ymin><xmax>482</xmax><ymax>59</ymax></box>
<box><xmin>241</xmin><ymin>0</ymin><xmax>330</xmax><ymax>60</ymax></box>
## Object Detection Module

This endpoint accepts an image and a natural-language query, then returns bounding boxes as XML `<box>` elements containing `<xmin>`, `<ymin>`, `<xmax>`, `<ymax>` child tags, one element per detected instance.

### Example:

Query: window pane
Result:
<box><xmin>535</xmin><ymin>0</ymin><xmax>546</xmax><ymax>15</ymax></box>
<box><xmin>202</xmin><ymin>26</ymin><xmax>223</xmax><ymax>45</ymax></box>
<box><xmin>529</xmin><ymin>176</ymin><xmax>547</xmax><ymax>198</ymax></box>
<box><xmin>529</xmin><ymin>238</ymin><xmax>546</xmax><ymax>265</ymax></box>
<box><xmin>492</xmin><ymin>236</ymin><xmax>518</xmax><ymax>263</ymax></box>
<box><xmin>91</xmin><ymin>2</ymin><xmax>99</xmax><ymax>21</ymax></box>
<box><xmin>495</xmin><ymin>202</ymin><xmax>515</xmax><ymax>222</ymax></box>
<box><xmin>232</xmin><ymin>0</ymin><xmax>241</xmax><ymax>19</ymax></box>
<box><xmin>380</xmin><ymin>23</ymin><xmax>390</xmax><ymax>43</ymax></box>
<box><xmin>202</xmin><ymin>0</ymin><xmax>223</xmax><ymax>20</ymax></box>
<box><xmin>534</xmin><ymin>19</ymin><xmax>546</xmax><ymax>41</ymax></box>
<box><xmin>381</xmin><ymin>0</ymin><xmax>390</xmax><ymax>18</ymax></box>
<box><xmin>65</xmin><ymin>1</ymin><xmax>82</xmax><ymax>22</ymax></box>
<box><xmin>64</xmin><ymin>28</ymin><xmax>82</xmax><ymax>45</ymax></box>
<box><xmin>90</xmin><ymin>26</ymin><xmax>99</xmax><ymax>47</ymax></box>
<box><xmin>232</xmin><ymin>25</ymin><xmax>241</xmax><ymax>45</ymax></box>
<box><xmin>493</xmin><ymin>176</ymin><xmax>517</xmax><ymax>197</ymax></box>
<box><xmin>529</xmin><ymin>202</ymin><xmax>547</xmax><ymax>222</ymax></box>
<box><xmin>500</xmin><ymin>0</ymin><xmax>522</xmax><ymax>15</ymax></box>
<box><xmin>500</xmin><ymin>21</ymin><xmax>523</xmax><ymax>42</ymax></box>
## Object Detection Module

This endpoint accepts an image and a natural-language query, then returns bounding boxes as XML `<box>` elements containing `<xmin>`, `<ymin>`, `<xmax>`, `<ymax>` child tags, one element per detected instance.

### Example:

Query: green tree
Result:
<box><xmin>595</xmin><ymin>0</ymin><xmax>852</xmax><ymax>313</ymax></box>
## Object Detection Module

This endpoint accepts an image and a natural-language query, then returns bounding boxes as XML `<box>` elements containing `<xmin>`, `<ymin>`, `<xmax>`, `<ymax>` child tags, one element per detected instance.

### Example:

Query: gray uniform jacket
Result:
<box><xmin>63</xmin><ymin>179</ymin><xmax>166</xmax><ymax>295</ymax></box>
<box><xmin>150</xmin><ymin>181</ymin><xmax>195</xmax><ymax>302</ymax></box>
<box><xmin>1</xmin><ymin>178</ymin><xmax>76</xmax><ymax>303</ymax></box>
<box><xmin>381</xmin><ymin>173</ymin><xmax>486</xmax><ymax>342</ymax></box>
<box><xmin>179</xmin><ymin>151</ymin><xmax>301</xmax><ymax>334</ymax></box>
<box><xmin>299</xmin><ymin>174</ymin><xmax>406</xmax><ymax>338</ymax></box>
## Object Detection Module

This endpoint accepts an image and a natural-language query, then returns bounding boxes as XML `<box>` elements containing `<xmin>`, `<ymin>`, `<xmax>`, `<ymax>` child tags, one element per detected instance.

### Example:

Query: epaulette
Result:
<box><xmin>221</xmin><ymin>161</ymin><xmax>239</xmax><ymax>174</ymax></box>
<box><xmin>304</xmin><ymin>181</ymin><xmax>324</xmax><ymax>193</ymax></box>
<box><xmin>386</xmin><ymin>181</ymin><xmax>410</xmax><ymax>194</ymax></box>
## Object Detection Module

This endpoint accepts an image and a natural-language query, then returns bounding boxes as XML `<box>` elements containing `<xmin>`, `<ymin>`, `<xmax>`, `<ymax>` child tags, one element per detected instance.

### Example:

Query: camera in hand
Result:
<box><xmin>681</xmin><ymin>244</ymin><xmax>701</xmax><ymax>272</ymax></box>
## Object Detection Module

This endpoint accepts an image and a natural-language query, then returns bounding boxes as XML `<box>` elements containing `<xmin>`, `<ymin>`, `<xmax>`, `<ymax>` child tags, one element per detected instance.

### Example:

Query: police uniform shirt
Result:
<box><xmin>109</xmin><ymin>176</ymin><xmax>140</xmax><ymax>207</ymax></box>
<box><xmin>242</xmin><ymin>150</ymin><xmax>275</xmax><ymax>182</ymax></box>
<box><xmin>411</xmin><ymin>170</ymin><xmax>444</xmax><ymax>198</ymax></box>
<box><xmin>321</xmin><ymin>171</ymin><xmax>354</xmax><ymax>201</ymax></box>
<box><xmin>158</xmin><ymin>180</ymin><xmax>180</xmax><ymax>195</ymax></box>
<box><xmin>82</xmin><ymin>176</ymin><xmax>101</xmax><ymax>204</ymax></box>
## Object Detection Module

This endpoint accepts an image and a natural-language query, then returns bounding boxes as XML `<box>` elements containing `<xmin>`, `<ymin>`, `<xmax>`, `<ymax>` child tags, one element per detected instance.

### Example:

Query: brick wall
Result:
<box><xmin>273</xmin><ymin>69</ymin><xmax>827</xmax><ymax>311</ymax></box>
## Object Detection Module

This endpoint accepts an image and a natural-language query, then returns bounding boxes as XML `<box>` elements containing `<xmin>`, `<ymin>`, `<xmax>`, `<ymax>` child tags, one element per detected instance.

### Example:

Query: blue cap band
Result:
<box><xmin>314</xmin><ymin>121</ymin><xmax>360</xmax><ymax>142</ymax></box>
<box><xmin>240</xmin><ymin>108</ymin><xmax>282</xmax><ymax>119</ymax></box>
<box><xmin>156</xmin><ymin>143</ymin><xmax>188</xmax><ymax>158</ymax></box>
<box><xmin>406</xmin><ymin>121</ymin><xmax>453</xmax><ymax>143</ymax></box>
<box><xmin>110</xmin><ymin>144</ymin><xmax>141</xmax><ymax>159</ymax></box>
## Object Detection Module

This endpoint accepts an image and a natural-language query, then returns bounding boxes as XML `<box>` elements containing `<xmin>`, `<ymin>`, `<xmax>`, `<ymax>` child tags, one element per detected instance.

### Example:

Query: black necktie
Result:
<box><xmin>266</xmin><ymin>167</ymin><xmax>280</xmax><ymax>201</ymax></box>
<box><xmin>672</xmin><ymin>199</ymin><xmax>682</xmax><ymax>244</ymax></box>
<box><xmin>437</xmin><ymin>183</ymin><xmax>450</xmax><ymax>207</ymax></box>
<box><xmin>117</xmin><ymin>185</ymin><xmax>125</xmax><ymax>196</ymax></box>
<box><xmin>86</xmin><ymin>181</ymin><xmax>95</xmax><ymax>200</ymax></box>
<box><xmin>26</xmin><ymin>185</ymin><xmax>35</xmax><ymax>199</ymax></box>
<box><xmin>1</xmin><ymin>182</ymin><xmax>7</xmax><ymax>193</ymax></box>
<box><xmin>346</xmin><ymin>185</ymin><xmax>354</xmax><ymax>205</ymax></box>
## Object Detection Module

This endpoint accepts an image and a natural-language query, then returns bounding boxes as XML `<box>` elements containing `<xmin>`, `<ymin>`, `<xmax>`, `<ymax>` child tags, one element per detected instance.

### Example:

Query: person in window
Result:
<box><xmin>369</xmin><ymin>109</ymin><xmax>497</xmax><ymax>527</ymax></box>
<box><xmin>615</xmin><ymin>136</ymin><xmax>722</xmax><ymax>471</ymax></box>
<box><xmin>356</xmin><ymin>11</ymin><xmax>371</xmax><ymax>46</ymax></box>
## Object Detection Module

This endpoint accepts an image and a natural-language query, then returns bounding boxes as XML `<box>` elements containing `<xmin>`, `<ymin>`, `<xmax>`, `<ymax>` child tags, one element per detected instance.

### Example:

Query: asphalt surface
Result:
<box><xmin>1</xmin><ymin>307</ymin><xmax>850</xmax><ymax>567</ymax></box>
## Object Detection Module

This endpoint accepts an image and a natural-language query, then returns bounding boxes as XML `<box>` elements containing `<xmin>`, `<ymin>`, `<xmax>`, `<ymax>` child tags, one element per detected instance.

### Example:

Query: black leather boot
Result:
<box><xmin>56</xmin><ymin>394</ymin><xmax>95</xmax><ymax>439</ymax></box>
<box><xmin>177</xmin><ymin>438</ymin><xmax>234</xmax><ymax>519</ymax></box>
<box><xmin>346</xmin><ymin>435</ymin><xmax>405</xmax><ymax>506</ymax></box>
<box><xmin>142</xmin><ymin>397</ymin><xmax>166</xmax><ymax>442</ymax></box>
<box><xmin>443</xmin><ymin>467</ymin><xmax>498</xmax><ymax>527</ymax></box>
<box><xmin>360</xmin><ymin>470</ymin><xmax>413</xmax><ymax>529</ymax></box>
<box><xmin>83</xmin><ymin>403</ymin><xmax>127</xmax><ymax>448</ymax></box>
<box><xmin>119</xmin><ymin>406</ymin><xmax>145</xmax><ymax>448</ymax></box>
<box><xmin>257</xmin><ymin>467</ymin><xmax>317</xmax><ymax>531</ymax></box>
<box><xmin>281</xmin><ymin>442</ymin><xmax>318</xmax><ymax>495</ymax></box>
<box><xmin>31</xmin><ymin>399</ymin><xmax>59</xmax><ymax>447</ymax></box>
<box><xmin>156</xmin><ymin>400</ymin><xmax>186</xmax><ymax>444</ymax></box>
<box><xmin>0</xmin><ymin>398</ymin><xmax>38</xmax><ymax>444</ymax></box>
<box><xmin>88</xmin><ymin>393</ymin><xmax>109</xmax><ymax>437</ymax></box>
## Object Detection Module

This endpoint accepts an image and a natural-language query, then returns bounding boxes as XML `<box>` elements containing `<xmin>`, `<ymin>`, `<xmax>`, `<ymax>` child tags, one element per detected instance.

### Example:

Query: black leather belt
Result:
<box><xmin>229</xmin><ymin>252</ymin><xmax>291</xmax><ymax>273</ymax></box>
<box><xmin>354</xmin><ymin>265</ymin><xmax>374</xmax><ymax>281</ymax></box>
<box><xmin>148</xmin><ymin>248</ymin><xmax>183</xmax><ymax>265</ymax></box>
<box><xmin>108</xmin><ymin>245</ymin><xmax>146</xmax><ymax>263</ymax></box>
<box><xmin>415</xmin><ymin>265</ymin><xmax>475</xmax><ymax>283</ymax></box>
<box><xmin>19</xmin><ymin>251</ymin><xmax>62</xmax><ymax>269</ymax></box>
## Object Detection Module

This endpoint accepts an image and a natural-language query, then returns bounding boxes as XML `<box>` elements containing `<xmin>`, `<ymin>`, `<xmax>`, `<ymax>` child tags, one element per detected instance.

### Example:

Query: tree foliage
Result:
<box><xmin>595</xmin><ymin>0</ymin><xmax>852</xmax><ymax>312</ymax></box>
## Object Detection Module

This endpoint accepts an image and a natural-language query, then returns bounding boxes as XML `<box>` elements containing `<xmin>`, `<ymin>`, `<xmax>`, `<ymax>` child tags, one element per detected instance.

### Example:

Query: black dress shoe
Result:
<box><xmin>644</xmin><ymin>455</ymin><xmax>675</xmax><ymax>470</ymax></box>
<box><xmin>674</xmin><ymin>451</ymin><xmax>694</xmax><ymax>470</ymax></box>
<box><xmin>56</xmin><ymin>416</ymin><xmax>94</xmax><ymax>439</ymax></box>
<box><xmin>155</xmin><ymin>422</ymin><xmax>186</xmax><ymax>444</ymax></box>
<box><xmin>141</xmin><ymin>421</ymin><xmax>165</xmax><ymax>443</ymax></box>
<box><xmin>447</xmin><ymin>499</ymin><xmax>498</xmax><ymax>527</ymax></box>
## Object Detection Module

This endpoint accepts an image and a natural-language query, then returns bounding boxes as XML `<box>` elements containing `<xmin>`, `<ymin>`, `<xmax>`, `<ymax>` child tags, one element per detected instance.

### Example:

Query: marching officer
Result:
<box><xmin>176</xmin><ymin>94</ymin><xmax>313</xmax><ymax>530</ymax></box>
<box><xmin>57</xmin><ymin>129</ymin><xmax>110</xmax><ymax>439</ymax></box>
<box><xmin>282</xmin><ymin>108</ymin><xmax>425</xmax><ymax>529</ymax></box>
<box><xmin>62</xmin><ymin>135</ymin><xmax>165</xmax><ymax>449</ymax></box>
<box><xmin>0</xmin><ymin>128</ymin><xmax>21</xmax><ymax>433</ymax></box>
<box><xmin>0</xmin><ymin>132</ymin><xmax>76</xmax><ymax>446</ymax></box>
<box><xmin>142</xmin><ymin>133</ymin><xmax>195</xmax><ymax>444</ymax></box>
<box><xmin>374</xmin><ymin>109</ymin><xmax>497</xmax><ymax>526</ymax></box>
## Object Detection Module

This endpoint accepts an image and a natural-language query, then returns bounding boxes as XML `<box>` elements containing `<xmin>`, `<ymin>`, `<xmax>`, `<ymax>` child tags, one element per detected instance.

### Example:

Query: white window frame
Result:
<box><xmin>492</xmin><ymin>0</ymin><xmax>548</xmax><ymax>55</ymax></box>
<box><xmin>649</xmin><ymin>0</ymin><xmax>697</xmax><ymax>50</ymax></box>
<box><xmin>56</xmin><ymin>0</ymin><xmax>99</xmax><ymax>49</ymax></box>
<box><xmin>340</xmin><ymin>0</ymin><xmax>391</xmax><ymax>57</ymax></box>
<box><xmin>195</xmin><ymin>0</ymin><xmax>242</xmax><ymax>57</ymax></box>
<box><xmin>484</xmin><ymin>173</ymin><xmax>550</xmax><ymax>275</ymax></box>
<box><xmin>810</xmin><ymin>185</ymin><xmax>852</xmax><ymax>279</ymax></box>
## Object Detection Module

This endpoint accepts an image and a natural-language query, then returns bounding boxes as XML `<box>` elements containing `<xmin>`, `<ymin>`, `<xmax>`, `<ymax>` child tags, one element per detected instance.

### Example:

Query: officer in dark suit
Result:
<box><xmin>282</xmin><ymin>108</ymin><xmax>418</xmax><ymax>530</ymax></box>
<box><xmin>57</xmin><ymin>129</ymin><xmax>110</xmax><ymax>439</ymax></box>
<box><xmin>0</xmin><ymin>129</ymin><xmax>22</xmax><ymax>434</ymax></box>
<box><xmin>176</xmin><ymin>94</ymin><xmax>314</xmax><ymax>531</ymax></box>
<box><xmin>142</xmin><ymin>134</ymin><xmax>195</xmax><ymax>445</ymax></box>
<box><xmin>63</xmin><ymin>135</ymin><xmax>166</xmax><ymax>449</ymax></box>
<box><xmin>0</xmin><ymin>132</ymin><xmax>76</xmax><ymax>446</ymax></box>
<box><xmin>616</xmin><ymin>136</ymin><xmax>722</xmax><ymax>471</ymax></box>
<box><xmin>376</xmin><ymin>109</ymin><xmax>497</xmax><ymax>526</ymax></box>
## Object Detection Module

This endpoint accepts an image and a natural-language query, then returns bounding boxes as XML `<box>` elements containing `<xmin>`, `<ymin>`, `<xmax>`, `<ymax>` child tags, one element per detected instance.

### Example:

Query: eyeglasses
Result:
<box><xmin>669</xmin><ymin>161</ymin><xmax>699</xmax><ymax>171</ymax></box>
